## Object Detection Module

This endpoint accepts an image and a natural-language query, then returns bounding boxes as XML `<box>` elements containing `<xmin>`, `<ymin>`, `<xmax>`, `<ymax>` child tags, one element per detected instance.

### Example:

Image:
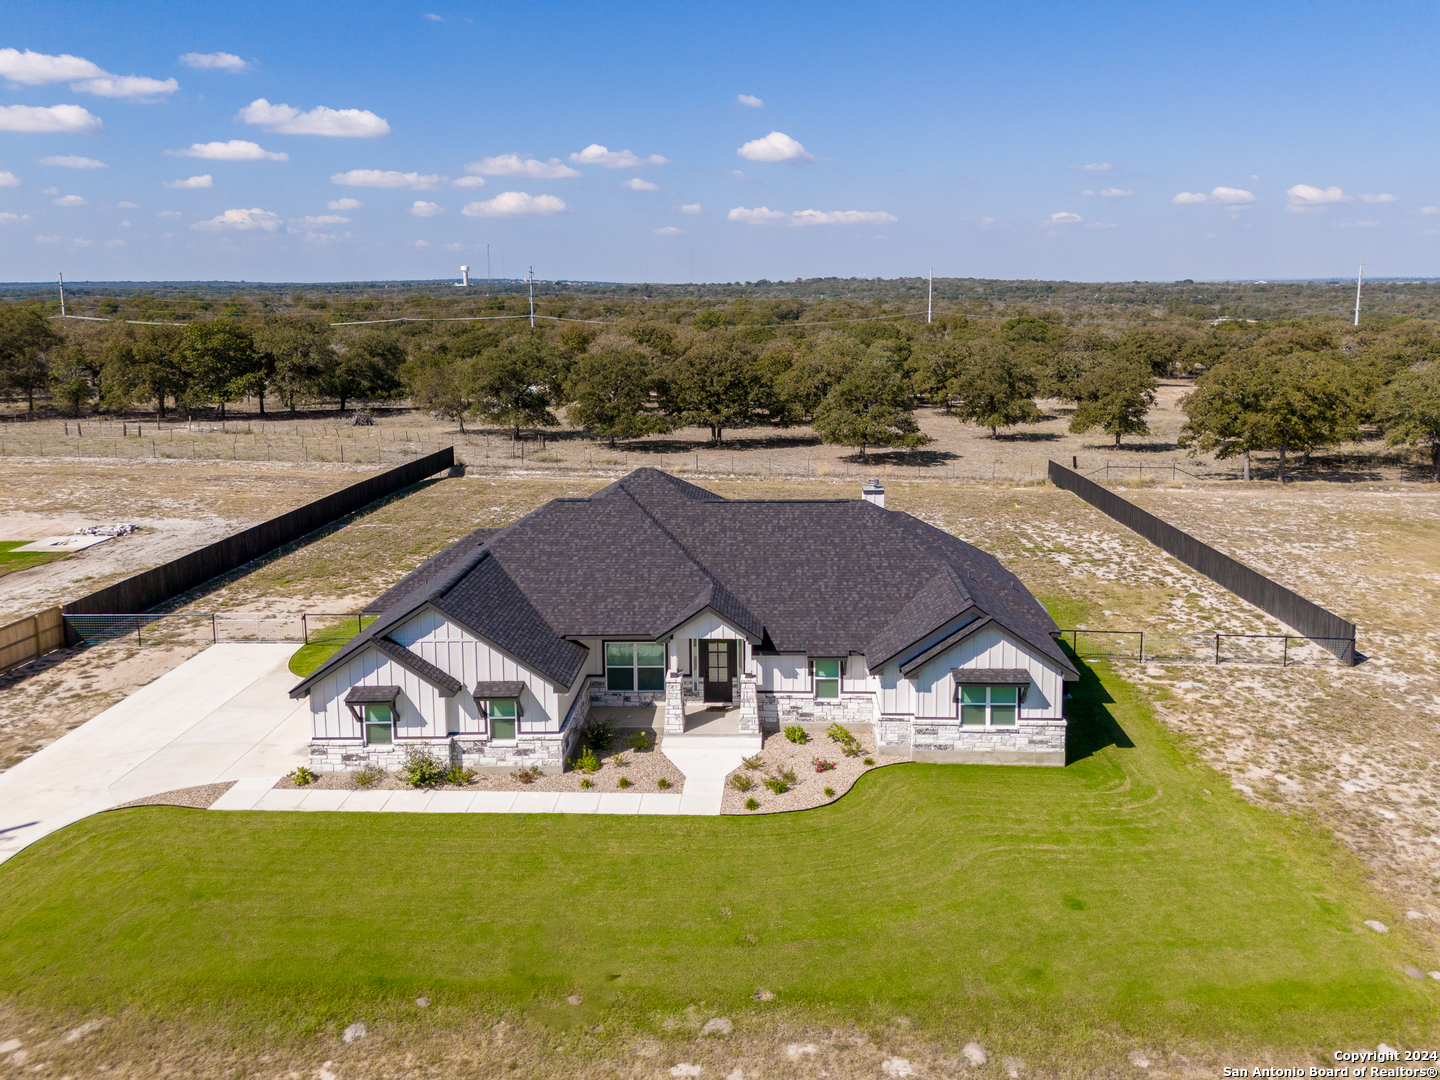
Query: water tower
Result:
<box><xmin>459</xmin><ymin>265</ymin><xmax>470</xmax><ymax>287</ymax></box>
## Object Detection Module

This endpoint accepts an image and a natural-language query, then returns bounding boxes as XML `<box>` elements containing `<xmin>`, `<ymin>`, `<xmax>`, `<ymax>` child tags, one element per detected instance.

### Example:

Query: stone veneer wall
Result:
<box><xmin>759</xmin><ymin>691</ymin><xmax>879</xmax><ymax>730</ymax></box>
<box><xmin>663</xmin><ymin>672</ymin><xmax>685</xmax><ymax>734</ymax></box>
<box><xmin>911</xmin><ymin>718</ymin><xmax>1066</xmax><ymax>765</ymax></box>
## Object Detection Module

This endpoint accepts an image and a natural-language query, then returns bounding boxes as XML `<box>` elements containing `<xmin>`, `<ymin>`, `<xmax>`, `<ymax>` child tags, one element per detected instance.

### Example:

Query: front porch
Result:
<box><xmin>587</xmin><ymin>702</ymin><xmax>760</xmax><ymax>737</ymax></box>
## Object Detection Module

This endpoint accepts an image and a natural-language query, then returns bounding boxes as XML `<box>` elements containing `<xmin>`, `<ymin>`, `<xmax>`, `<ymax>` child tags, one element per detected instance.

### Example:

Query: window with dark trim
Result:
<box><xmin>812</xmin><ymin>658</ymin><xmax>842</xmax><ymax>700</ymax></box>
<box><xmin>485</xmin><ymin>698</ymin><xmax>518</xmax><ymax>741</ymax></box>
<box><xmin>605</xmin><ymin>642</ymin><xmax>666</xmax><ymax>691</ymax></box>
<box><xmin>958</xmin><ymin>685</ymin><xmax>1018</xmax><ymax>727</ymax></box>
<box><xmin>363</xmin><ymin>703</ymin><xmax>394</xmax><ymax>744</ymax></box>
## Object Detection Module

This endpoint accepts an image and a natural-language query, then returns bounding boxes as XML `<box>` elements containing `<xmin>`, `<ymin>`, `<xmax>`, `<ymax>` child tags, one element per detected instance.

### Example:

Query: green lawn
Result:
<box><xmin>0</xmin><ymin>539</ymin><xmax>68</xmax><ymax>578</ymax></box>
<box><xmin>288</xmin><ymin>614</ymin><xmax>375</xmax><ymax>676</ymax></box>
<box><xmin>0</xmin><ymin>659</ymin><xmax>1432</xmax><ymax>1065</ymax></box>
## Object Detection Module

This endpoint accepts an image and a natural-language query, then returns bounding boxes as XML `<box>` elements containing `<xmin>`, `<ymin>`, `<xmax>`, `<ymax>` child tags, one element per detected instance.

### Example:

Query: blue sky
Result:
<box><xmin>2</xmin><ymin>0</ymin><xmax>1438</xmax><ymax>285</ymax></box>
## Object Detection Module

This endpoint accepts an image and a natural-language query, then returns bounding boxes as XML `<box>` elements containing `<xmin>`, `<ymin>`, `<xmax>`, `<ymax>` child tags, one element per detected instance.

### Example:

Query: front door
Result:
<box><xmin>702</xmin><ymin>640</ymin><xmax>736</xmax><ymax>703</ymax></box>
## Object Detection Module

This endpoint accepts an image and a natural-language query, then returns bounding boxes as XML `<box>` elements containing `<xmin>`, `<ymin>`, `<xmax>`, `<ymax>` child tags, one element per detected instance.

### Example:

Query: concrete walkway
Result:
<box><xmin>0</xmin><ymin>643</ymin><xmax>308</xmax><ymax>865</ymax></box>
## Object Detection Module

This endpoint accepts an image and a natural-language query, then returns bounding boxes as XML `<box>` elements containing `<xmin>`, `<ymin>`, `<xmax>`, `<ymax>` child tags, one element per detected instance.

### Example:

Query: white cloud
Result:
<box><xmin>118</xmin><ymin>220</ymin><xmax>129</xmax><ymax>226</ymax></box>
<box><xmin>977</xmin><ymin>217</ymin><xmax>999</xmax><ymax>228</ymax></box>
<box><xmin>451</xmin><ymin>175</ymin><xmax>486</xmax><ymax>188</ymax></box>
<box><xmin>36</xmin><ymin>234</ymin><xmax>89</xmax><ymax>245</ymax></box>
<box><xmin>35</xmin><ymin>234</ymin><xmax>62</xmax><ymax>242</ymax></box>
<box><xmin>466</xmin><ymin>154</ymin><xmax>580</xmax><ymax>178</ymax></box>
<box><xmin>40</xmin><ymin>155</ymin><xmax>106</xmax><ymax>169</ymax></box>
<box><xmin>728</xmin><ymin>206</ymin><xmax>895</xmax><ymax>226</ymax></box>
<box><xmin>461</xmin><ymin>191</ymin><xmax>567</xmax><ymax>217</ymax></box>
<box><xmin>168</xmin><ymin>139</ymin><xmax>287</xmax><ymax>161</ymax></box>
<box><xmin>445</xmin><ymin>242</ymin><xmax>461</xmax><ymax>250</ymax></box>
<box><xmin>424</xmin><ymin>12</ymin><xmax>444</xmax><ymax>20</ymax></box>
<box><xmin>724</xmin><ymin>170</ymin><xmax>751</xmax><ymax>182</ymax></box>
<box><xmin>328</xmin><ymin>198</ymin><xmax>362</xmax><ymax>211</ymax></box>
<box><xmin>292</xmin><ymin>215</ymin><xmax>350</xmax><ymax>226</ymax></box>
<box><xmin>42</xmin><ymin>186</ymin><xmax>58</xmax><ymax>194</ymax></box>
<box><xmin>623</xmin><ymin>177</ymin><xmax>659</xmax><ymax>191</ymax></box>
<box><xmin>1085</xmin><ymin>221</ymin><xmax>1118</xmax><ymax>229</ymax></box>
<box><xmin>331</xmin><ymin>169</ymin><xmax>442</xmax><ymax>189</ymax></box>
<box><xmin>737</xmin><ymin>94</ymin><xmax>764</xmax><ymax>108</ymax></box>
<box><xmin>0</xmin><ymin>104</ymin><xmax>103</xmax><ymax>134</ymax></box>
<box><xmin>1099</xmin><ymin>187</ymin><xmax>1132</xmax><ymax>197</ymax></box>
<box><xmin>0</xmin><ymin>171</ymin><xmax>19</xmax><ymax>186</ymax></box>
<box><xmin>410</xmin><ymin>200</ymin><xmax>444</xmax><ymax>216</ymax></box>
<box><xmin>180</xmin><ymin>52</ymin><xmax>249</xmax><ymax>72</ymax></box>
<box><xmin>300</xmin><ymin>231</ymin><xmax>342</xmax><ymax>242</ymax></box>
<box><xmin>0</xmin><ymin>48</ymin><xmax>175</xmax><ymax>99</ymax></box>
<box><xmin>163</xmin><ymin>174</ymin><xmax>214</xmax><ymax>189</ymax></box>
<box><xmin>53</xmin><ymin>194</ymin><xmax>87</xmax><ymax>206</ymax></box>
<box><xmin>238</xmin><ymin>98</ymin><xmax>390</xmax><ymax>137</ymax></box>
<box><xmin>1049</xmin><ymin>211</ymin><xmax>1082</xmax><ymax>224</ymax></box>
<box><xmin>118</xmin><ymin>201</ymin><xmax>138</xmax><ymax>208</ymax></box>
<box><xmin>1287</xmin><ymin>184</ymin><xmax>1349</xmax><ymax>212</ymax></box>
<box><xmin>158</xmin><ymin>210</ymin><xmax>181</xmax><ymax>217</ymax></box>
<box><xmin>192</xmin><ymin>207</ymin><xmax>281</xmax><ymax>231</ymax></box>
<box><xmin>654</xmin><ymin>225</ymin><xmax>682</xmax><ymax>235</ymax></box>
<box><xmin>1422</xmin><ymin>206</ymin><xmax>1440</xmax><ymax>215</ymax></box>
<box><xmin>569</xmin><ymin>144</ymin><xmax>668</xmax><ymax>169</ymax></box>
<box><xmin>736</xmin><ymin>131</ymin><xmax>812</xmax><ymax>163</ymax></box>
<box><xmin>1073</xmin><ymin>162</ymin><xmax>1112</xmax><ymax>172</ymax></box>
<box><xmin>0</xmin><ymin>212</ymin><xmax>23</xmax><ymax>222</ymax></box>
<box><xmin>1360</xmin><ymin>193</ymin><xmax>1397</xmax><ymax>203</ymax></box>
<box><xmin>1337</xmin><ymin>220</ymin><xmax>1380</xmax><ymax>228</ymax></box>
<box><xmin>679</xmin><ymin>203</ymin><xmax>701</xmax><ymax>214</ymax></box>
<box><xmin>415</xmin><ymin>239</ymin><xmax>429</xmax><ymax>246</ymax></box>
<box><xmin>1173</xmin><ymin>186</ymin><xmax>1256</xmax><ymax>206</ymax></box>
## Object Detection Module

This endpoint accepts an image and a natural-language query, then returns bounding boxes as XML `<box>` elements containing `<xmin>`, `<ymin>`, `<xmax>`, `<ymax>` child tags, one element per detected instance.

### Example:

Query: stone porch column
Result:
<box><xmin>737</xmin><ymin>673</ymin><xmax>759</xmax><ymax>734</ymax></box>
<box><xmin>663</xmin><ymin>670</ymin><xmax>686</xmax><ymax>734</ymax></box>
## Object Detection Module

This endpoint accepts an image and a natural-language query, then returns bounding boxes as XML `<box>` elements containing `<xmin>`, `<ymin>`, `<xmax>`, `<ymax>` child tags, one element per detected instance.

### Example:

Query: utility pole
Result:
<box><xmin>927</xmin><ymin>268</ymin><xmax>933</xmax><ymax>323</ymax></box>
<box><xmin>486</xmin><ymin>243</ymin><xmax>491</xmax><ymax>280</ymax></box>
<box><xmin>1353</xmin><ymin>264</ymin><xmax>1363</xmax><ymax>327</ymax></box>
<box><xmin>58</xmin><ymin>273</ymin><xmax>66</xmax><ymax>317</ymax></box>
<box><xmin>528</xmin><ymin>267</ymin><xmax>535</xmax><ymax>327</ymax></box>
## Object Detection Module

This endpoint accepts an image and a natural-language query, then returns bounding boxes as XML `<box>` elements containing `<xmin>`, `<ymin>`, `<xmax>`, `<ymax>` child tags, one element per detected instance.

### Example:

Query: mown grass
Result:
<box><xmin>288</xmin><ymin>615</ymin><xmax>376</xmax><ymax>676</ymax></box>
<box><xmin>0</xmin><ymin>660</ymin><xmax>1432</xmax><ymax>1068</ymax></box>
<box><xmin>0</xmin><ymin>539</ymin><xmax>68</xmax><ymax>578</ymax></box>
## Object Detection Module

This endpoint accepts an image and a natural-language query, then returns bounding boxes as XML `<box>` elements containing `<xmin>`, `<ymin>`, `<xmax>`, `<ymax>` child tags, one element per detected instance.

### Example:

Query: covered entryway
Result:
<box><xmin>701</xmin><ymin>639</ymin><xmax>736</xmax><ymax>703</ymax></box>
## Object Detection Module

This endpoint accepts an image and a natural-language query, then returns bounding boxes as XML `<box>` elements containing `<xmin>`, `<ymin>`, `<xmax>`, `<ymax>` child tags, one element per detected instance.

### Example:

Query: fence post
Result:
<box><xmin>1282</xmin><ymin>636</ymin><xmax>1288</xmax><ymax>667</ymax></box>
<box><xmin>357</xmin><ymin>613</ymin><xmax>362</xmax><ymax>633</ymax></box>
<box><xmin>302</xmin><ymin>613</ymin><xmax>308</xmax><ymax>644</ymax></box>
<box><xmin>1214</xmin><ymin>634</ymin><xmax>1220</xmax><ymax>664</ymax></box>
<box><xmin>137</xmin><ymin>619</ymin><xmax>142</xmax><ymax>646</ymax></box>
<box><xmin>31</xmin><ymin>613</ymin><xmax>41</xmax><ymax>661</ymax></box>
<box><xmin>1138</xmin><ymin>631</ymin><xmax>1144</xmax><ymax>663</ymax></box>
<box><xmin>212</xmin><ymin>613</ymin><xmax>217</xmax><ymax>644</ymax></box>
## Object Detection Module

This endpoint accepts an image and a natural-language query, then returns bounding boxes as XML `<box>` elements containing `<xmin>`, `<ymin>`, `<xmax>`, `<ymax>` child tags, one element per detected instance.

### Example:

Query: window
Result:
<box><xmin>958</xmin><ymin>685</ymin><xmax>1018</xmax><ymax>727</ymax></box>
<box><xmin>606</xmin><ymin>642</ymin><xmax>666</xmax><ymax>691</ymax></box>
<box><xmin>813</xmin><ymin>658</ymin><xmax>841</xmax><ymax>700</ymax></box>
<box><xmin>487</xmin><ymin>698</ymin><xmax>517</xmax><ymax>741</ymax></box>
<box><xmin>363</xmin><ymin>703</ymin><xmax>394</xmax><ymax>744</ymax></box>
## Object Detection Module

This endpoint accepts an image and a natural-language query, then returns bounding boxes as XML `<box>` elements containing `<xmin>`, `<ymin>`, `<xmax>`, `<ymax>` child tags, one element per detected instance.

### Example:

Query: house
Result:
<box><xmin>289</xmin><ymin>469</ymin><xmax>1080</xmax><ymax>772</ymax></box>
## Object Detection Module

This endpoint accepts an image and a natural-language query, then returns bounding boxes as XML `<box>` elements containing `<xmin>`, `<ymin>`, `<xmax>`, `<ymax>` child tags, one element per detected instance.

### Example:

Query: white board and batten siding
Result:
<box><xmin>879</xmin><ymin>624</ymin><xmax>1065</xmax><ymax>720</ymax></box>
<box><xmin>757</xmin><ymin>652</ymin><xmax>871</xmax><ymax>694</ymax></box>
<box><xmin>389</xmin><ymin>607</ymin><xmax>562</xmax><ymax>733</ymax></box>
<box><xmin>310</xmin><ymin>651</ymin><xmax>448</xmax><ymax>739</ymax></box>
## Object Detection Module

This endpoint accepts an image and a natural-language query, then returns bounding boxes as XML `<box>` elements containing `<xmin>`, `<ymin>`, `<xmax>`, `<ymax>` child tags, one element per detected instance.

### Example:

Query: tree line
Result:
<box><xmin>1</xmin><ymin>300</ymin><xmax>1437</xmax><ymax>477</ymax></box>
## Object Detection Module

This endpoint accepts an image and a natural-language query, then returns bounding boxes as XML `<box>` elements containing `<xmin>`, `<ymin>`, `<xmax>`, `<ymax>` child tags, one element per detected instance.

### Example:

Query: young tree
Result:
<box><xmin>103</xmin><ymin>325</ymin><xmax>186</xmax><ymax>416</ymax></box>
<box><xmin>255</xmin><ymin>318</ymin><xmax>332</xmax><ymax>416</ymax></box>
<box><xmin>1377</xmin><ymin>363</ymin><xmax>1440</xmax><ymax>482</ymax></box>
<box><xmin>174</xmin><ymin>321</ymin><xmax>259</xmax><ymax>418</ymax></box>
<box><xmin>948</xmin><ymin>341</ymin><xmax>1043</xmax><ymax>437</ymax></box>
<box><xmin>470</xmin><ymin>333</ymin><xmax>558</xmax><ymax>439</ymax></box>
<box><xmin>0</xmin><ymin>305</ymin><xmax>62</xmax><ymax>411</ymax></box>
<box><xmin>48</xmin><ymin>344</ymin><xmax>95</xmax><ymax>417</ymax></box>
<box><xmin>1067</xmin><ymin>356</ymin><xmax>1158</xmax><ymax>447</ymax></box>
<box><xmin>328</xmin><ymin>332</ymin><xmax>405</xmax><ymax>413</ymax></box>
<box><xmin>406</xmin><ymin>352</ymin><xmax>474</xmax><ymax>433</ymax></box>
<box><xmin>565</xmin><ymin>348</ymin><xmax>669</xmax><ymax>447</ymax></box>
<box><xmin>657</xmin><ymin>342</ymin><xmax>763</xmax><ymax>445</ymax></box>
<box><xmin>812</xmin><ymin>356</ymin><xmax>929</xmax><ymax>460</ymax></box>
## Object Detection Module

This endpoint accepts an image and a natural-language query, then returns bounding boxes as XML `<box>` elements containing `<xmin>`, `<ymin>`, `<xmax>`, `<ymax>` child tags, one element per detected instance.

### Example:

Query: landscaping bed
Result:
<box><xmin>722</xmin><ymin>725</ymin><xmax>885</xmax><ymax>814</ymax></box>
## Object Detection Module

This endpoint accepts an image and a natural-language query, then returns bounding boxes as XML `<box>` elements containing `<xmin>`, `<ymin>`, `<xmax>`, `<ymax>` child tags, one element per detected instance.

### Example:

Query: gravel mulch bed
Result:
<box><xmin>274</xmin><ymin>734</ymin><xmax>685</xmax><ymax>795</ymax></box>
<box><xmin>721</xmin><ymin>729</ymin><xmax>890</xmax><ymax>815</ymax></box>
<box><xmin>115</xmin><ymin>781</ymin><xmax>236</xmax><ymax>809</ymax></box>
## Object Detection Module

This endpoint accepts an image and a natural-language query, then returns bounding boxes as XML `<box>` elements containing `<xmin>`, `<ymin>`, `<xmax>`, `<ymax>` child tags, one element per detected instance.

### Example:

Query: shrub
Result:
<box><xmin>826</xmin><ymin>722</ymin><xmax>863</xmax><ymax>757</ymax></box>
<box><xmin>778</xmin><ymin>768</ymin><xmax>798</xmax><ymax>785</ymax></box>
<box><xmin>581</xmin><ymin>718</ymin><xmax>615</xmax><ymax>754</ymax></box>
<box><xmin>443</xmin><ymin>764</ymin><xmax>476</xmax><ymax>785</ymax></box>
<box><xmin>783</xmin><ymin>725</ymin><xmax>808</xmax><ymax>744</ymax></box>
<box><xmin>657</xmin><ymin>777</ymin><xmax>671</xmax><ymax>789</ymax></box>
<box><xmin>763</xmin><ymin>776</ymin><xmax>790</xmax><ymax>795</ymax></box>
<box><xmin>354</xmin><ymin>764</ymin><xmax>383</xmax><ymax>788</ymax></box>
<box><xmin>863</xmin><ymin>757</ymin><xmax>875</xmax><ymax>766</ymax></box>
<box><xmin>742</xmin><ymin>754</ymin><xmax>764</xmax><ymax>770</ymax></box>
<box><xmin>824</xmin><ymin>786</ymin><xmax>835</xmax><ymax>797</ymax></box>
<box><xmin>617</xmin><ymin>776</ymin><xmax>632</xmax><ymax>789</ymax></box>
<box><xmin>626</xmin><ymin>731</ymin><xmax>654</xmax><ymax>752</ymax></box>
<box><xmin>513</xmin><ymin>764</ymin><xmax>544</xmax><ymax>784</ymax></box>
<box><xmin>574</xmin><ymin>747</ymin><xmax>600</xmax><ymax>775</ymax></box>
<box><xmin>580</xmin><ymin>778</ymin><xmax>594</xmax><ymax>789</ymax></box>
<box><xmin>813</xmin><ymin>758</ymin><xmax>836</xmax><ymax>773</ymax></box>
<box><xmin>289</xmin><ymin>765</ymin><xmax>318</xmax><ymax>787</ymax></box>
<box><xmin>744</xmin><ymin>797</ymin><xmax>760</xmax><ymax>811</ymax></box>
<box><xmin>401</xmin><ymin>747</ymin><xmax>447</xmax><ymax>788</ymax></box>
<box><xmin>730</xmin><ymin>774</ymin><xmax>753</xmax><ymax>792</ymax></box>
<box><xmin>613</xmin><ymin>753</ymin><xmax>628</xmax><ymax>768</ymax></box>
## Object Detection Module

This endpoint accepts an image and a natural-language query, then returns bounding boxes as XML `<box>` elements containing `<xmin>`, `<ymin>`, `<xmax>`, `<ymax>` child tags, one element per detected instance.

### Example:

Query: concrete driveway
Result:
<box><xmin>0</xmin><ymin>643</ymin><xmax>308</xmax><ymax>865</ymax></box>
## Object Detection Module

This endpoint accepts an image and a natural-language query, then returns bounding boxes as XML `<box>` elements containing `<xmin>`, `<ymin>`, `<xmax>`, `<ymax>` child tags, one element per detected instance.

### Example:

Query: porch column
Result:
<box><xmin>663</xmin><ymin>669</ymin><xmax>686</xmax><ymax>734</ymax></box>
<box><xmin>737</xmin><ymin>641</ymin><xmax>759</xmax><ymax>734</ymax></box>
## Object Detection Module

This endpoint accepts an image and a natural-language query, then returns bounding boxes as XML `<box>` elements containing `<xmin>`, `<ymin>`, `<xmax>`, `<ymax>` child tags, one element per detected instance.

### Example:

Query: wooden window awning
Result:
<box><xmin>345</xmin><ymin>684</ymin><xmax>401</xmax><ymax>704</ymax></box>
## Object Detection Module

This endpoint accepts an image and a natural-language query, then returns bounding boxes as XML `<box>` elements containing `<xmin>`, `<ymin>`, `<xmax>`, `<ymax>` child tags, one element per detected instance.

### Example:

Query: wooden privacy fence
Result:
<box><xmin>0</xmin><ymin>606</ymin><xmax>64</xmax><ymax>674</ymax></box>
<box><xmin>1048</xmin><ymin>460</ymin><xmax>1357</xmax><ymax>664</ymax></box>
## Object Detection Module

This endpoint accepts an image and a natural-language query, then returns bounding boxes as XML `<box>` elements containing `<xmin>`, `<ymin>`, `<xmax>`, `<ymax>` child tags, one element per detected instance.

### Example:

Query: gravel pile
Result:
<box><xmin>721</xmin><ymin>729</ymin><xmax>888</xmax><ymax>814</ymax></box>
<box><xmin>116</xmin><ymin>781</ymin><xmax>237</xmax><ymax>809</ymax></box>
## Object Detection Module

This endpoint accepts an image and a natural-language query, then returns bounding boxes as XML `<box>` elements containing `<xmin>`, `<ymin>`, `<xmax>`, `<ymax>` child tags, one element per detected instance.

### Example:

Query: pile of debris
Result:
<box><xmin>75</xmin><ymin>523</ymin><xmax>139</xmax><ymax>537</ymax></box>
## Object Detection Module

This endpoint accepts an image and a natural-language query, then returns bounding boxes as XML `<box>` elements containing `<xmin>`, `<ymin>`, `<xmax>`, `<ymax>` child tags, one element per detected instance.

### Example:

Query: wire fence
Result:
<box><xmin>1060</xmin><ymin>628</ymin><xmax>1358</xmax><ymax>667</ymax></box>
<box><xmin>64</xmin><ymin>612</ymin><xmax>369</xmax><ymax>648</ymax></box>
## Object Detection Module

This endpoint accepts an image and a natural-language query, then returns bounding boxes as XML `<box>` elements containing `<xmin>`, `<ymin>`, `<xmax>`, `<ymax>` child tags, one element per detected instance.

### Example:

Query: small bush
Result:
<box><xmin>401</xmin><ymin>747</ymin><xmax>447</xmax><ymax>789</ymax></box>
<box><xmin>813</xmin><ymin>758</ymin><xmax>837</xmax><ymax>773</ymax></box>
<box><xmin>289</xmin><ymin>766</ymin><xmax>318</xmax><ymax>787</ymax></box>
<box><xmin>863</xmin><ymin>757</ymin><xmax>875</xmax><ymax>766</ymax></box>
<box><xmin>826</xmin><ymin>722</ymin><xmax>863</xmax><ymax>757</ymax></box>
<box><xmin>513</xmin><ymin>764</ymin><xmax>544</xmax><ymax>784</ymax></box>
<box><xmin>744</xmin><ymin>797</ymin><xmax>760</xmax><ymax>811</ymax></box>
<box><xmin>617</xmin><ymin>776</ymin><xmax>632</xmax><ymax>789</ymax></box>
<box><xmin>354</xmin><ymin>764</ymin><xmax>383</xmax><ymax>788</ymax></box>
<box><xmin>581</xmin><ymin>718</ymin><xmax>615</xmax><ymax>754</ymax></box>
<box><xmin>824</xmin><ymin>786</ymin><xmax>835</xmax><ymax>797</ymax></box>
<box><xmin>763</xmin><ymin>777</ymin><xmax>790</xmax><ymax>795</ymax></box>
<box><xmin>626</xmin><ymin>731</ymin><xmax>653</xmax><ymax>752</ymax></box>
<box><xmin>778</xmin><ymin>768</ymin><xmax>798</xmax><ymax>785</ymax></box>
<box><xmin>574</xmin><ymin>747</ymin><xmax>600</xmax><ymax>774</ymax></box>
<box><xmin>657</xmin><ymin>777</ymin><xmax>671</xmax><ymax>789</ymax></box>
<box><xmin>580</xmin><ymin>778</ymin><xmax>594</xmax><ymax>789</ymax></box>
<box><xmin>730</xmin><ymin>774</ymin><xmax>754</xmax><ymax>792</ymax></box>
<box><xmin>783</xmin><ymin>725</ymin><xmax>808</xmax><ymax>744</ymax></box>
<box><xmin>613</xmin><ymin>753</ymin><xmax>628</xmax><ymax>768</ymax></box>
<box><xmin>443</xmin><ymin>764</ymin><xmax>476</xmax><ymax>785</ymax></box>
<box><xmin>742</xmin><ymin>754</ymin><xmax>764</xmax><ymax>771</ymax></box>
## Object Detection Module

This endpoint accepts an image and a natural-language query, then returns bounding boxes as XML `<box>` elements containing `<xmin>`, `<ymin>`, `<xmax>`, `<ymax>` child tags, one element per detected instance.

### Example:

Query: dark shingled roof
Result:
<box><xmin>344</xmin><ymin>684</ymin><xmax>400</xmax><ymax>704</ymax></box>
<box><xmin>474</xmin><ymin>681</ymin><xmax>525</xmax><ymax>699</ymax></box>
<box><xmin>373</xmin><ymin>637</ymin><xmax>464</xmax><ymax>695</ymax></box>
<box><xmin>292</xmin><ymin>467</ymin><xmax>1077</xmax><ymax>699</ymax></box>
